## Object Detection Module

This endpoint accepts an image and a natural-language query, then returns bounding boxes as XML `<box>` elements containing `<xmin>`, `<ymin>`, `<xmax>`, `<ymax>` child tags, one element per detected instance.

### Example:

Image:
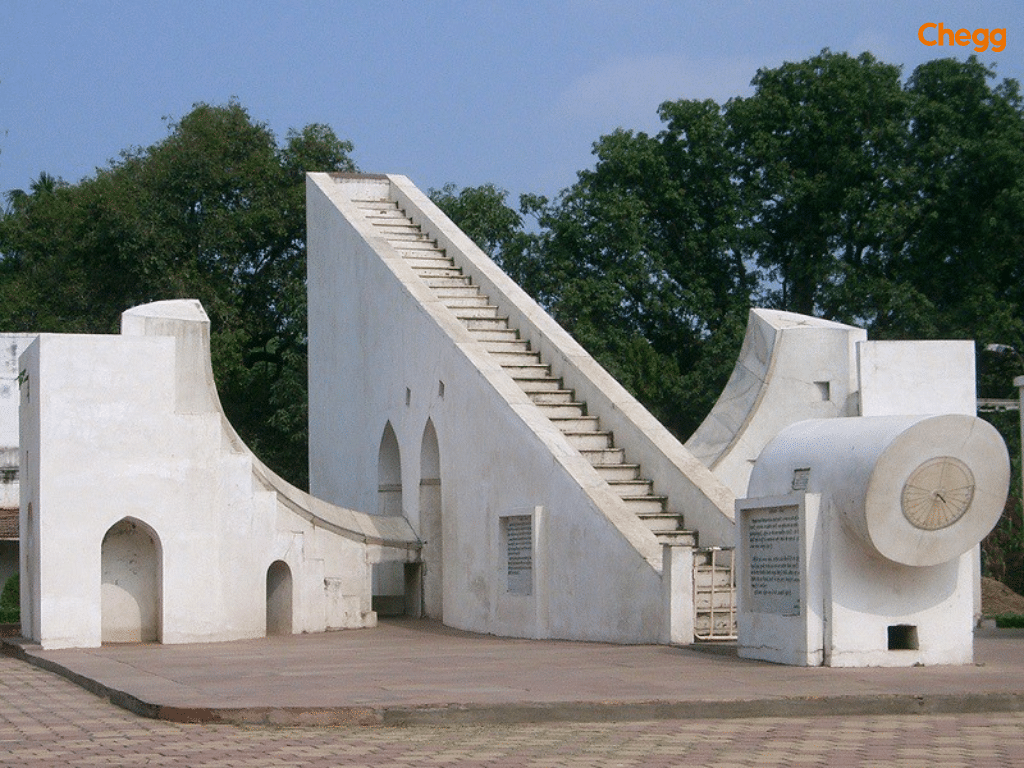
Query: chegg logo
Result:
<box><xmin>918</xmin><ymin>23</ymin><xmax>1006</xmax><ymax>52</ymax></box>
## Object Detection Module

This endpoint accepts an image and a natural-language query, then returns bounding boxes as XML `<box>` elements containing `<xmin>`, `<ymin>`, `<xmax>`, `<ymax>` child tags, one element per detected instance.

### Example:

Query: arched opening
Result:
<box><xmin>101</xmin><ymin>518</ymin><xmax>161</xmax><ymax>643</ymax></box>
<box><xmin>266</xmin><ymin>560</ymin><xmax>293</xmax><ymax>636</ymax></box>
<box><xmin>374</xmin><ymin>422</ymin><xmax>406</xmax><ymax>615</ymax></box>
<box><xmin>377</xmin><ymin>422</ymin><xmax>403</xmax><ymax>515</ymax></box>
<box><xmin>420</xmin><ymin>419</ymin><xmax>443</xmax><ymax>620</ymax></box>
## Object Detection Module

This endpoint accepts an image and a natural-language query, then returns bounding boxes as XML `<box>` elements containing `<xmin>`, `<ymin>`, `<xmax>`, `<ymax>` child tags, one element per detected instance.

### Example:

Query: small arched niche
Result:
<box><xmin>374</xmin><ymin>421</ymin><xmax>406</xmax><ymax>615</ymax></box>
<box><xmin>420</xmin><ymin>419</ymin><xmax>443</xmax><ymax>620</ymax></box>
<box><xmin>101</xmin><ymin>518</ymin><xmax>161</xmax><ymax>643</ymax></box>
<box><xmin>377</xmin><ymin>421</ymin><xmax>403</xmax><ymax>516</ymax></box>
<box><xmin>266</xmin><ymin>560</ymin><xmax>293</xmax><ymax>636</ymax></box>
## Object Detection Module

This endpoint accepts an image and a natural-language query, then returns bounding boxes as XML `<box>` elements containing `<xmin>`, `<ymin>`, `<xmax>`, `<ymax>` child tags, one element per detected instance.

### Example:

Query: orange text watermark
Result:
<box><xmin>919</xmin><ymin>23</ymin><xmax>1006</xmax><ymax>52</ymax></box>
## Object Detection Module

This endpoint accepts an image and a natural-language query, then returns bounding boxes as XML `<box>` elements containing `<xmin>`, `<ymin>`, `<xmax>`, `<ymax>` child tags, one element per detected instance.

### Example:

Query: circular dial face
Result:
<box><xmin>901</xmin><ymin>456</ymin><xmax>976</xmax><ymax>531</ymax></box>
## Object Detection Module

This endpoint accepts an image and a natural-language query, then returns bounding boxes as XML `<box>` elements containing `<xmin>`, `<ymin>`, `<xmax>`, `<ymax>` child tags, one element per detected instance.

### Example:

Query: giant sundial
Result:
<box><xmin>900</xmin><ymin>456</ymin><xmax>976</xmax><ymax>531</ymax></box>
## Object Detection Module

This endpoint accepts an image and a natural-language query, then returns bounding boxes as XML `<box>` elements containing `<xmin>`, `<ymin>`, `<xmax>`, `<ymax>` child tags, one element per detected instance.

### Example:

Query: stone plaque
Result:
<box><xmin>791</xmin><ymin>467</ymin><xmax>810</xmax><ymax>491</ymax></box>
<box><xmin>505</xmin><ymin>515</ymin><xmax>532</xmax><ymax>595</ymax></box>
<box><xmin>747</xmin><ymin>506</ymin><xmax>801</xmax><ymax>616</ymax></box>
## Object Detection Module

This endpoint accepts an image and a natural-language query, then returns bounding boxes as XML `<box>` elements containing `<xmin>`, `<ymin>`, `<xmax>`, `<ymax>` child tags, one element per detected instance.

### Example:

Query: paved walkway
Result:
<box><xmin>0</xmin><ymin>650</ymin><xmax>1023</xmax><ymax>767</ymax></box>
<box><xmin>5</xmin><ymin>619</ymin><xmax>1024</xmax><ymax>727</ymax></box>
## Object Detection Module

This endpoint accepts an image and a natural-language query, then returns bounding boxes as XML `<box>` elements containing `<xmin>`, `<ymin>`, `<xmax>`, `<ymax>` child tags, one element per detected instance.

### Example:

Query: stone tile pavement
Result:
<box><xmin>1</xmin><ymin>655</ymin><xmax>1023</xmax><ymax>767</ymax></box>
<box><xmin>2</xmin><ymin>620</ymin><xmax>1024</xmax><ymax>766</ymax></box>
<box><xmin>11</xmin><ymin>620</ymin><xmax>1024</xmax><ymax>726</ymax></box>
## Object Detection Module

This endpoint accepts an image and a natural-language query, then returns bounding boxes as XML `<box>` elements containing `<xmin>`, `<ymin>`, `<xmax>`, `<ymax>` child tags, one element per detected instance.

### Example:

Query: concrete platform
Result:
<box><xmin>4</xmin><ymin>619</ymin><xmax>1024</xmax><ymax>726</ymax></box>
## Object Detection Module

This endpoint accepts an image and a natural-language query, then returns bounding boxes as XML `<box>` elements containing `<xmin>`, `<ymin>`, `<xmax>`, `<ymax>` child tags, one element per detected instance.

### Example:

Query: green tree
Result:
<box><xmin>428</xmin><ymin>182</ymin><xmax>550</xmax><ymax>306</ymax></box>
<box><xmin>454</xmin><ymin>100</ymin><xmax>753</xmax><ymax>438</ymax></box>
<box><xmin>0</xmin><ymin>101</ymin><xmax>356</xmax><ymax>488</ymax></box>
<box><xmin>900</xmin><ymin>57</ymin><xmax>1024</xmax><ymax>356</ymax></box>
<box><xmin>429</xmin><ymin>183</ymin><xmax>522</xmax><ymax>263</ymax></box>
<box><xmin>727</xmin><ymin>50</ymin><xmax>911</xmax><ymax>319</ymax></box>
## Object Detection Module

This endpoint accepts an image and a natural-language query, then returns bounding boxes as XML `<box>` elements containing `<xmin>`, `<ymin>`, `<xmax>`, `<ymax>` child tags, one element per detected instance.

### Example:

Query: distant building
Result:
<box><xmin>0</xmin><ymin>335</ymin><xmax>35</xmax><ymax>585</ymax></box>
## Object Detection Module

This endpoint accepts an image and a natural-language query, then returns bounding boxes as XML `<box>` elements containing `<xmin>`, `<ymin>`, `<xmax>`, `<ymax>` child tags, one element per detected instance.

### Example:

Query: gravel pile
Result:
<box><xmin>982</xmin><ymin>576</ymin><xmax>1024</xmax><ymax>616</ymax></box>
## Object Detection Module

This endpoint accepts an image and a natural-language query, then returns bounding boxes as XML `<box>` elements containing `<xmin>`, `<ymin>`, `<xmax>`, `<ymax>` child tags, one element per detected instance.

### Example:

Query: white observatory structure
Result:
<box><xmin>737</xmin><ymin>413</ymin><xmax>1009</xmax><ymax>666</ymax></box>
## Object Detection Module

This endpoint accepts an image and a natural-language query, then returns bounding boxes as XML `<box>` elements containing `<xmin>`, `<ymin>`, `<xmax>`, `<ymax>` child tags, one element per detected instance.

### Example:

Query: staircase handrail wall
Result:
<box><xmin>310</xmin><ymin>173</ymin><xmax>664</xmax><ymax>570</ymax></box>
<box><xmin>386</xmin><ymin>175</ymin><xmax>736</xmax><ymax>547</ymax></box>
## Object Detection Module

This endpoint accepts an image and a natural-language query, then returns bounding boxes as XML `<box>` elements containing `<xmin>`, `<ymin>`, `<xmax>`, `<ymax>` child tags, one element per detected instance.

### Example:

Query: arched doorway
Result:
<box><xmin>266</xmin><ymin>560</ymin><xmax>293</xmax><ymax>636</ymax></box>
<box><xmin>101</xmin><ymin>518</ymin><xmax>161</xmax><ymax>643</ymax></box>
<box><xmin>377</xmin><ymin>422</ymin><xmax>403</xmax><ymax>515</ymax></box>
<box><xmin>374</xmin><ymin>422</ymin><xmax>405</xmax><ymax>615</ymax></box>
<box><xmin>420</xmin><ymin>419</ymin><xmax>443</xmax><ymax>620</ymax></box>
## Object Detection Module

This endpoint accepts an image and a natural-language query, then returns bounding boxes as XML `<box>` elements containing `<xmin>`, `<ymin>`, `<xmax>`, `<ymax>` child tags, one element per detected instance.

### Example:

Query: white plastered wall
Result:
<box><xmin>20</xmin><ymin>300</ymin><xmax>418</xmax><ymax>649</ymax></box>
<box><xmin>307</xmin><ymin>174</ymin><xmax>668</xmax><ymax>643</ymax></box>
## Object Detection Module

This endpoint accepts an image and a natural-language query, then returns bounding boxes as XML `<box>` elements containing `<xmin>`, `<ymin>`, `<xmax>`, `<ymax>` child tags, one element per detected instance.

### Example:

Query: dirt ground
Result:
<box><xmin>982</xmin><ymin>576</ymin><xmax>1024</xmax><ymax>615</ymax></box>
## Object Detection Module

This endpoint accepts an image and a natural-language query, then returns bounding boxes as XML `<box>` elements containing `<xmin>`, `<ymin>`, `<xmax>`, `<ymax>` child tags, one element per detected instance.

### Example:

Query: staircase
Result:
<box><xmin>356</xmin><ymin>198</ymin><xmax>697</xmax><ymax>547</ymax></box>
<box><xmin>693</xmin><ymin>547</ymin><xmax>737</xmax><ymax>640</ymax></box>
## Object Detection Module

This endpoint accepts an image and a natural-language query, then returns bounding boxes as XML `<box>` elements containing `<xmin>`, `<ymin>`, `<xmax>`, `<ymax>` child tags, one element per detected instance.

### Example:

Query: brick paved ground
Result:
<box><xmin>1</xmin><ymin>656</ymin><xmax>1023</xmax><ymax>767</ymax></box>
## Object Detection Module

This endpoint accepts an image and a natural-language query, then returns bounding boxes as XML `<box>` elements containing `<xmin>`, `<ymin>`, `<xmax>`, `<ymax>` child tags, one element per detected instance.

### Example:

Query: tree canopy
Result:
<box><xmin>0</xmin><ymin>101</ymin><xmax>355</xmax><ymax>487</ymax></box>
<box><xmin>430</xmin><ymin>51</ymin><xmax>1024</xmax><ymax>592</ymax></box>
<box><xmin>3</xmin><ymin>51</ymin><xmax>1023</xmax><ymax>543</ymax></box>
<box><xmin>434</xmin><ymin>51</ymin><xmax>1024</xmax><ymax>437</ymax></box>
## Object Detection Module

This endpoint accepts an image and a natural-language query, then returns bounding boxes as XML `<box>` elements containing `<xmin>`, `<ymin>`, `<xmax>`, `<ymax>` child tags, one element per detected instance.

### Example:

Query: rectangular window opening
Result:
<box><xmin>888</xmin><ymin>624</ymin><xmax>919</xmax><ymax>651</ymax></box>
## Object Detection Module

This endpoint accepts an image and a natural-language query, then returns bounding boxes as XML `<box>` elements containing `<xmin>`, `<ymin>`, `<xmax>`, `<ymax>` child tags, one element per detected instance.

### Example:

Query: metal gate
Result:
<box><xmin>693</xmin><ymin>547</ymin><xmax>737</xmax><ymax>640</ymax></box>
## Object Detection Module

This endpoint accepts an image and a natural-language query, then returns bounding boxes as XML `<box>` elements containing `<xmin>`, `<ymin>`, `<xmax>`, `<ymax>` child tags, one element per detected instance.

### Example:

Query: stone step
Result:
<box><xmin>424</xmin><ymin>275</ymin><xmax>473</xmax><ymax>288</ymax></box>
<box><xmin>562</xmin><ymin>431</ymin><xmax>613</xmax><ymax>450</ymax></box>
<box><xmin>592</xmin><ymin>463</ymin><xmax>641</xmax><ymax>481</ymax></box>
<box><xmin>514</xmin><ymin>376</ymin><xmax>564</xmax><ymax>393</ymax></box>
<box><xmin>527</xmin><ymin>389</ymin><xmax>575</xmax><ymax>404</ymax></box>
<box><xmin>503</xmin><ymin>363</ymin><xmax>552</xmax><ymax>379</ymax></box>
<box><xmin>549</xmin><ymin>415</ymin><xmax>601</xmax><ymax>432</ymax></box>
<box><xmin>354</xmin><ymin>199</ymin><xmax>398</xmax><ymax>212</ymax></box>
<box><xmin>364</xmin><ymin>209</ymin><xmax>407</xmax><ymax>221</ymax></box>
<box><xmin>464</xmin><ymin>327</ymin><xmax>520</xmax><ymax>342</ymax></box>
<box><xmin>621</xmin><ymin>495</ymin><xmax>668</xmax><ymax>515</ymax></box>
<box><xmin>403</xmin><ymin>253</ymin><xmax>455</xmax><ymax>267</ymax></box>
<box><xmin>434</xmin><ymin>286</ymin><xmax>485</xmax><ymax>299</ymax></box>
<box><xmin>606</xmin><ymin>479</ymin><xmax>654</xmax><ymax>497</ymax></box>
<box><xmin>371</xmin><ymin>218</ymin><xmax>420</xmax><ymax>228</ymax></box>
<box><xmin>532</xmin><ymin>402</ymin><xmax>587</xmax><ymax>419</ymax></box>
<box><xmin>388</xmin><ymin>239</ymin><xmax>441</xmax><ymax>253</ymax></box>
<box><xmin>455</xmin><ymin>308</ymin><xmax>504</xmax><ymax>322</ymax></box>
<box><xmin>579</xmin><ymin>447</ymin><xmax>626</xmax><ymax>465</ymax></box>
<box><xmin>637</xmin><ymin>512</ymin><xmax>684</xmax><ymax>532</ymax></box>
<box><xmin>414</xmin><ymin>267</ymin><xmax>464</xmax><ymax>278</ymax></box>
<box><xmin>480</xmin><ymin>338</ymin><xmax>531</xmax><ymax>352</ymax></box>
<box><xmin>442</xmin><ymin>295</ymin><xmax>490</xmax><ymax>309</ymax></box>
<box><xmin>654</xmin><ymin>529</ymin><xmax>699</xmax><ymax>547</ymax></box>
<box><xmin>377</xmin><ymin>227</ymin><xmax>431</xmax><ymax>241</ymax></box>
<box><xmin>489</xmin><ymin>350</ymin><xmax>543</xmax><ymax>366</ymax></box>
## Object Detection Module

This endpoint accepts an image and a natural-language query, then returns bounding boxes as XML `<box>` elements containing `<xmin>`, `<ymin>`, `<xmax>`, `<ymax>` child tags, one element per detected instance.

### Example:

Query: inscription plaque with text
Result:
<box><xmin>747</xmin><ymin>506</ymin><xmax>801</xmax><ymax>616</ymax></box>
<box><xmin>505</xmin><ymin>515</ymin><xmax>533</xmax><ymax>595</ymax></box>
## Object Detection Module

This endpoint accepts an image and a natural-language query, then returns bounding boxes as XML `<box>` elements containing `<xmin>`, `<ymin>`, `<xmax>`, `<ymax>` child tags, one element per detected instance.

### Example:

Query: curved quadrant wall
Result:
<box><xmin>20</xmin><ymin>299</ymin><xmax>419</xmax><ymax>649</ymax></box>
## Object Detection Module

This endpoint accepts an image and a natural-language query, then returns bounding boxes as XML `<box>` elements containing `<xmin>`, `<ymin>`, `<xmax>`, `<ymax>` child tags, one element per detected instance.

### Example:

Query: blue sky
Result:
<box><xmin>1</xmin><ymin>1</ymin><xmax>1022</xmax><ymax>204</ymax></box>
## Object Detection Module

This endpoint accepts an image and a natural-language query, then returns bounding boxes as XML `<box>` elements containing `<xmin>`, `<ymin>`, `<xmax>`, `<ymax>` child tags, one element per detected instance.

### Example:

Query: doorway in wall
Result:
<box><xmin>101</xmin><ymin>518</ymin><xmax>161</xmax><ymax>643</ymax></box>
<box><xmin>374</xmin><ymin>422</ymin><xmax>406</xmax><ymax>615</ymax></box>
<box><xmin>420</xmin><ymin>419</ymin><xmax>443</xmax><ymax>620</ymax></box>
<box><xmin>266</xmin><ymin>560</ymin><xmax>293</xmax><ymax>635</ymax></box>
